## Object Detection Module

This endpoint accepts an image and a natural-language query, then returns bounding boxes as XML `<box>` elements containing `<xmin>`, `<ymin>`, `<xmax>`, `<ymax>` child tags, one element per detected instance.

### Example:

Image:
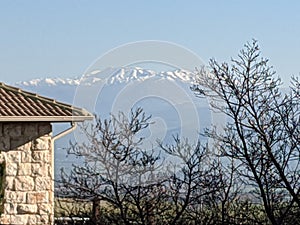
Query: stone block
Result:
<box><xmin>3</xmin><ymin>202</ymin><xmax>16</xmax><ymax>214</ymax></box>
<box><xmin>39</xmin><ymin>214</ymin><xmax>49</xmax><ymax>224</ymax></box>
<box><xmin>5</xmin><ymin>176</ymin><xmax>15</xmax><ymax>191</ymax></box>
<box><xmin>27</xmin><ymin>191</ymin><xmax>48</xmax><ymax>204</ymax></box>
<box><xmin>32</xmin><ymin>137</ymin><xmax>51</xmax><ymax>151</ymax></box>
<box><xmin>39</xmin><ymin>193</ymin><xmax>50</xmax><ymax>204</ymax></box>
<box><xmin>38</xmin><ymin>203</ymin><xmax>52</xmax><ymax>214</ymax></box>
<box><xmin>21</xmin><ymin>151</ymin><xmax>32</xmax><ymax>163</ymax></box>
<box><xmin>27</xmin><ymin>214</ymin><xmax>39</xmax><ymax>225</ymax></box>
<box><xmin>44</xmin><ymin>153</ymin><xmax>51</xmax><ymax>164</ymax></box>
<box><xmin>6</xmin><ymin>163</ymin><xmax>18</xmax><ymax>176</ymax></box>
<box><xmin>32</xmin><ymin>163</ymin><xmax>49</xmax><ymax>177</ymax></box>
<box><xmin>10</xmin><ymin>214</ymin><xmax>29</xmax><ymax>225</ymax></box>
<box><xmin>0</xmin><ymin>214</ymin><xmax>11</xmax><ymax>224</ymax></box>
<box><xmin>5</xmin><ymin>191</ymin><xmax>26</xmax><ymax>203</ymax></box>
<box><xmin>15</xmin><ymin>176</ymin><xmax>35</xmax><ymax>191</ymax></box>
<box><xmin>18</xmin><ymin>163</ymin><xmax>32</xmax><ymax>176</ymax></box>
<box><xmin>32</xmin><ymin>151</ymin><xmax>46</xmax><ymax>162</ymax></box>
<box><xmin>17</xmin><ymin>204</ymin><xmax>38</xmax><ymax>214</ymax></box>
<box><xmin>6</xmin><ymin>151</ymin><xmax>21</xmax><ymax>163</ymax></box>
<box><xmin>35</xmin><ymin>177</ymin><xmax>52</xmax><ymax>191</ymax></box>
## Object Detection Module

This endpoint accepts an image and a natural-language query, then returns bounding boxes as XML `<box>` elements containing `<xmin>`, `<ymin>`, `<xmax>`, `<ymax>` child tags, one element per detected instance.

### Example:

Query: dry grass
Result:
<box><xmin>54</xmin><ymin>198</ymin><xmax>92</xmax><ymax>217</ymax></box>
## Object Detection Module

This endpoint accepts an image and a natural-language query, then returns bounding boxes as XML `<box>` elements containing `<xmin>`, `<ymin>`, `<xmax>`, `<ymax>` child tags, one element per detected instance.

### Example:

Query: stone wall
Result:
<box><xmin>0</xmin><ymin>122</ymin><xmax>53</xmax><ymax>225</ymax></box>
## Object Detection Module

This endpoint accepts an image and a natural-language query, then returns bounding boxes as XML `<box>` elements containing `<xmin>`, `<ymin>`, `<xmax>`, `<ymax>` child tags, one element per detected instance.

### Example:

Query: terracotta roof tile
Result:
<box><xmin>0</xmin><ymin>82</ymin><xmax>93</xmax><ymax>122</ymax></box>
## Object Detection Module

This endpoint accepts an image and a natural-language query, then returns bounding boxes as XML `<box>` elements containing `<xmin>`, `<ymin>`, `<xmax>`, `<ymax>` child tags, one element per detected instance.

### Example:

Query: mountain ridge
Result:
<box><xmin>16</xmin><ymin>67</ymin><xmax>197</xmax><ymax>87</ymax></box>
<box><xmin>14</xmin><ymin>66</ymin><xmax>211</xmax><ymax>177</ymax></box>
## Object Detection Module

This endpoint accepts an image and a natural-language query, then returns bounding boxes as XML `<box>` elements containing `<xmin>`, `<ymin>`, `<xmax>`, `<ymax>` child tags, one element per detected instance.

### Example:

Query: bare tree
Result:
<box><xmin>58</xmin><ymin>108</ymin><xmax>237</xmax><ymax>225</ymax></box>
<box><xmin>193</xmin><ymin>40</ymin><xmax>300</xmax><ymax>225</ymax></box>
<box><xmin>159</xmin><ymin>137</ymin><xmax>225</xmax><ymax>225</ymax></box>
<box><xmin>56</xmin><ymin>41</ymin><xmax>300</xmax><ymax>224</ymax></box>
<box><xmin>58</xmin><ymin>108</ymin><xmax>166</xmax><ymax>225</ymax></box>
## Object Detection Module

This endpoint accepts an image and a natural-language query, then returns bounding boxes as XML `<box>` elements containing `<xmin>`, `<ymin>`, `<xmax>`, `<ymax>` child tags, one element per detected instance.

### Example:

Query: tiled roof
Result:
<box><xmin>0</xmin><ymin>82</ymin><xmax>93</xmax><ymax>122</ymax></box>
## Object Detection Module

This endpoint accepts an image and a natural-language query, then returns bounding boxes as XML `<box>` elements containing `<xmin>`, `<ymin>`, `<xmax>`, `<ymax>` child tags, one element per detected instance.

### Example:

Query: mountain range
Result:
<box><xmin>17</xmin><ymin>67</ymin><xmax>197</xmax><ymax>86</ymax></box>
<box><xmin>16</xmin><ymin>67</ymin><xmax>214</xmax><ymax>177</ymax></box>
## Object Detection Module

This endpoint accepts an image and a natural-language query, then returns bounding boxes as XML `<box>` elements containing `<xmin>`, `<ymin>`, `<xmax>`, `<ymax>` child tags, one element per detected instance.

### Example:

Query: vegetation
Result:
<box><xmin>193</xmin><ymin>40</ymin><xmax>300</xmax><ymax>224</ymax></box>
<box><xmin>56</xmin><ymin>41</ymin><xmax>300</xmax><ymax>225</ymax></box>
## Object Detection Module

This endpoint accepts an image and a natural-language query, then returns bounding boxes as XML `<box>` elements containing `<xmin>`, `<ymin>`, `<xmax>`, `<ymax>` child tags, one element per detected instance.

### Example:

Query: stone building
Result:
<box><xmin>0</xmin><ymin>82</ymin><xmax>93</xmax><ymax>225</ymax></box>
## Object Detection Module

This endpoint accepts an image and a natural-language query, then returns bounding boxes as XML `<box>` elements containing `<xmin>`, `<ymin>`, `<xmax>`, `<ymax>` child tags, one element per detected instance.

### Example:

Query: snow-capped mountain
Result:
<box><xmin>17</xmin><ymin>67</ymin><xmax>197</xmax><ymax>87</ymax></box>
<box><xmin>18</xmin><ymin>77</ymin><xmax>81</xmax><ymax>86</ymax></box>
<box><xmin>16</xmin><ymin>67</ymin><xmax>214</xmax><ymax>177</ymax></box>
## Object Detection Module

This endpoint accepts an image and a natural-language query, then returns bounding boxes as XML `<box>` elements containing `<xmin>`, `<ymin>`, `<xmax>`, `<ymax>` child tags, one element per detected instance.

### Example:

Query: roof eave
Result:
<box><xmin>0</xmin><ymin>116</ymin><xmax>94</xmax><ymax>122</ymax></box>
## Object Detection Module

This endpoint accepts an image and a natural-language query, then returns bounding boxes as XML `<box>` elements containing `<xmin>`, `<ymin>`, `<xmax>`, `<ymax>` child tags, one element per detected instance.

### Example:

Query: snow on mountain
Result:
<box><xmin>17</xmin><ymin>77</ymin><xmax>81</xmax><ymax>86</ymax></box>
<box><xmin>16</xmin><ymin>67</ymin><xmax>197</xmax><ymax>87</ymax></box>
<box><xmin>15</xmin><ymin>66</ymin><xmax>211</xmax><ymax>177</ymax></box>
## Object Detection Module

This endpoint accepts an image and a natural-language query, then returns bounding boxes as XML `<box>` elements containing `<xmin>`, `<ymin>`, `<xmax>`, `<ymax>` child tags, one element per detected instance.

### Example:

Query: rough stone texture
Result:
<box><xmin>17</xmin><ymin>204</ymin><xmax>38</xmax><ymax>214</ymax></box>
<box><xmin>15</xmin><ymin>176</ymin><xmax>35</xmax><ymax>191</ymax></box>
<box><xmin>0</xmin><ymin>122</ymin><xmax>53</xmax><ymax>225</ymax></box>
<box><xmin>5</xmin><ymin>191</ymin><xmax>26</xmax><ymax>204</ymax></box>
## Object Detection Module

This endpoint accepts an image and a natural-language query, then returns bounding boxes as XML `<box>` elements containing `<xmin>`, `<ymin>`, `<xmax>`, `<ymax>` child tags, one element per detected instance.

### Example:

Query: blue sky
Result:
<box><xmin>1</xmin><ymin>0</ymin><xmax>300</xmax><ymax>85</ymax></box>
